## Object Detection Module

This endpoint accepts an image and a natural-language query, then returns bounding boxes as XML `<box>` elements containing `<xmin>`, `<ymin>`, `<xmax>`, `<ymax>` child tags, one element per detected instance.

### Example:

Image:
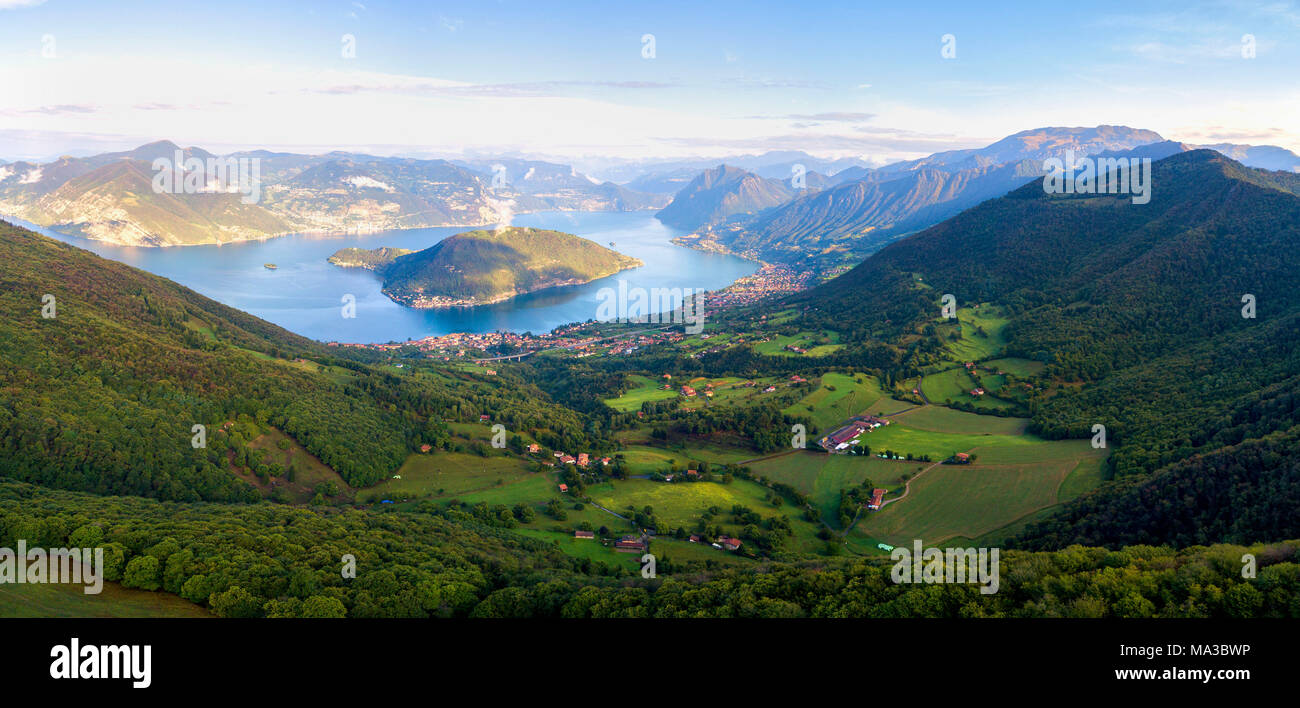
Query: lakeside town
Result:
<box><xmin>328</xmin><ymin>263</ymin><xmax>818</xmax><ymax>360</ymax></box>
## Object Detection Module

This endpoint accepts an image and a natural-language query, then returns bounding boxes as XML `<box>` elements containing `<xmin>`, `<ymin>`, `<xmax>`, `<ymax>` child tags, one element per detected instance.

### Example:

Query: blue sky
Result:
<box><xmin>1</xmin><ymin>0</ymin><xmax>1297</xmax><ymax>163</ymax></box>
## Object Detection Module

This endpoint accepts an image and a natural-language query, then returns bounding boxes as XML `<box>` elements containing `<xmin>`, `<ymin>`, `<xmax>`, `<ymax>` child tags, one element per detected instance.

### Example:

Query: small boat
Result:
<box><xmin>263</xmin><ymin>263</ymin><xmax>278</xmax><ymax>270</ymax></box>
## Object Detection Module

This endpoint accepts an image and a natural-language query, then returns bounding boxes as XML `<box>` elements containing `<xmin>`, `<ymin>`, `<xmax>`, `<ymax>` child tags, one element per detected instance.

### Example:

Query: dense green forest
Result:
<box><xmin>3</xmin><ymin>480</ymin><xmax>1296</xmax><ymax>617</ymax></box>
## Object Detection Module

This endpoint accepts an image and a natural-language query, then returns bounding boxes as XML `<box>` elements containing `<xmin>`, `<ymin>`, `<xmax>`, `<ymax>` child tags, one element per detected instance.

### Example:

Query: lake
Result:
<box><xmin>9</xmin><ymin>211</ymin><xmax>758</xmax><ymax>343</ymax></box>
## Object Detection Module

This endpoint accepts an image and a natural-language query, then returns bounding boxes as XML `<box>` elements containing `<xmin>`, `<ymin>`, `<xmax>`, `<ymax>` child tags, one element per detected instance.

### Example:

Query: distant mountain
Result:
<box><xmin>690</xmin><ymin>160</ymin><xmax>1046</xmax><ymax>262</ymax></box>
<box><xmin>364</xmin><ymin>227</ymin><xmax>644</xmax><ymax>308</ymax></box>
<box><xmin>655</xmin><ymin>165</ymin><xmax>799</xmax><ymax>232</ymax></box>
<box><xmin>453</xmin><ymin>158</ymin><xmax>667</xmax><ymax>211</ymax></box>
<box><xmin>602</xmin><ymin>151</ymin><xmax>868</xmax><ymax>186</ymax></box>
<box><xmin>0</xmin><ymin>142</ymin><xmax>664</xmax><ymax>247</ymax></box>
<box><xmin>684</xmin><ymin>127</ymin><xmax>1176</xmax><ymax>263</ymax></box>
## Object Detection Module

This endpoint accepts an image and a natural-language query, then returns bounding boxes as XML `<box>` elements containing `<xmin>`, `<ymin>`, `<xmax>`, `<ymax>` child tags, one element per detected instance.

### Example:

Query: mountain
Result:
<box><xmin>369</xmin><ymin>227</ymin><xmax>644</xmax><ymax>307</ymax></box>
<box><xmin>794</xmin><ymin>150</ymin><xmax>1300</xmax><ymax>547</ymax></box>
<box><xmin>689</xmin><ymin>127</ymin><xmax>1198</xmax><ymax>264</ymax></box>
<box><xmin>655</xmin><ymin>165</ymin><xmax>799</xmax><ymax>232</ymax></box>
<box><xmin>0</xmin><ymin>143</ymin><xmax>667</xmax><ymax>247</ymax></box>
<box><xmin>452</xmin><ymin>158</ymin><xmax>667</xmax><ymax>211</ymax></box>
<box><xmin>690</xmin><ymin>159</ymin><xmax>1046</xmax><ymax>262</ymax></box>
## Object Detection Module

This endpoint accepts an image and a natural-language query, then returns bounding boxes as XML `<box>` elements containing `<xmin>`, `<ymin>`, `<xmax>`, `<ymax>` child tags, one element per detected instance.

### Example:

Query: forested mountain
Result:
<box><xmin>792</xmin><ymin>149</ymin><xmax>1300</xmax><ymax>546</ymax></box>
<box><xmin>0</xmin><ymin>221</ymin><xmax>611</xmax><ymax>500</ymax></box>
<box><xmin>655</xmin><ymin>165</ymin><xmax>799</xmax><ymax>231</ymax></box>
<box><xmin>377</xmin><ymin>227</ymin><xmax>642</xmax><ymax>307</ymax></box>
<box><xmin>697</xmin><ymin>159</ymin><xmax>1046</xmax><ymax>261</ymax></box>
<box><xmin>685</xmin><ymin>126</ymin><xmax>1300</xmax><ymax>264</ymax></box>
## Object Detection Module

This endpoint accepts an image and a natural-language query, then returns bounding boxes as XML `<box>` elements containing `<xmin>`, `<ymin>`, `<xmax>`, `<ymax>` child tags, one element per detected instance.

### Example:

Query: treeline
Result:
<box><xmin>3</xmin><ymin>480</ymin><xmax>1298</xmax><ymax>618</ymax></box>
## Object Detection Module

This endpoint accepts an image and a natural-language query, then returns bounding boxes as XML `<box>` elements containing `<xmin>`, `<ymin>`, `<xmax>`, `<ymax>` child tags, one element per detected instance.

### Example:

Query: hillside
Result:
<box><xmin>0</xmin><ymin>220</ymin><xmax>610</xmax><ymax>500</ymax></box>
<box><xmin>689</xmin><ymin>126</ymin><xmax>1300</xmax><ymax>265</ymax></box>
<box><xmin>327</xmin><ymin>246</ymin><xmax>416</xmax><ymax>270</ymax></box>
<box><xmin>654</xmin><ymin>165</ymin><xmax>797</xmax><ymax>232</ymax></box>
<box><xmin>789</xmin><ymin>149</ymin><xmax>1300</xmax><ymax>547</ymax></box>
<box><xmin>377</xmin><ymin>227</ymin><xmax>643</xmax><ymax>307</ymax></box>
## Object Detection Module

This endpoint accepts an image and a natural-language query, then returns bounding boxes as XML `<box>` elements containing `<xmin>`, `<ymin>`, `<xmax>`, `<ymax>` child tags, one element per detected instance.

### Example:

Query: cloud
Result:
<box><xmin>440</xmin><ymin>15</ymin><xmax>464</xmax><ymax>32</ymax></box>
<box><xmin>748</xmin><ymin>112</ymin><xmax>877</xmax><ymax>123</ymax></box>
<box><xmin>0</xmin><ymin>104</ymin><xmax>98</xmax><ymax>116</ymax></box>
<box><xmin>0</xmin><ymin>0</ymin><xmax>46</xmax><ymax>8</ymax></box>
<box><xmin>309</xmin><ymin>79</ymin><xmax>678</xmax><ymax>98</ymax></box>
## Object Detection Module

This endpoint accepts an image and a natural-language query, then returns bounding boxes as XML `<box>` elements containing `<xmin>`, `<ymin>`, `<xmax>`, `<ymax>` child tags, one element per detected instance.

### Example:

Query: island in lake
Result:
<box><xmin>327</xmin><ymin>227</ymin><xmax>644</xmax><ymax>308</ymax></box>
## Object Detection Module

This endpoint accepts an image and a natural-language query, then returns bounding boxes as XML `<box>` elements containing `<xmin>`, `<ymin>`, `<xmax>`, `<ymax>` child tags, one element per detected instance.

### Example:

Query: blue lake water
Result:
<box><xmin>10</xmin><ymin>211</ymin><xmax>758</xmax><ymax>343</ymax></box>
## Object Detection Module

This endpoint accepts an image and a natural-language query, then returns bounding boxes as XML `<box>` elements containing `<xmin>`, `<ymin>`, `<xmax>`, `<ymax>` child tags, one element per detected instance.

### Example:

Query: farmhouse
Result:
<box><xmin>867</xmin><ymin>488</ymin><xmax>885</xmax><ymax>511</ymax></box>
<box><xmin>574</xmin><ymin>530</ymin><xmax>594</xmax><ymax>539</ymax></box>
<box><xmin>614</xmin><ymin>535</ymin><xmax>646</xmax><ymax>552</ymax></box>
<box><xmin>577</xmin><ymin>453</ymin><xmax>589</xmax><ymax>467</ymax></box>
<box><xmin>717</xmin><ymin>536</ymin><xmax>743</xmax><ymax>551</ymax></box>
<box><xmin>528</xmin><ymin>443</ymin><xmax>541</xmax><ymax>453</ymax></box>
<box><xmin>680</xmin><ymin>385</ymin><xmax>697</xmax><ymax>397</ymax></box>
<box><xmin>558</xmin><ymin>484</ymin><xmax>568</xmax><ymax>493</ymax></box>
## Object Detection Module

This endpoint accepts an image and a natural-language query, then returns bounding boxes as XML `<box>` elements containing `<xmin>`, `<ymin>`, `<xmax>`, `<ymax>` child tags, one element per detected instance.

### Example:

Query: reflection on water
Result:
<box><xmin>8</xmin><ymin>211</ymin><xmax>758</xmax><ymax>343</ymax></box>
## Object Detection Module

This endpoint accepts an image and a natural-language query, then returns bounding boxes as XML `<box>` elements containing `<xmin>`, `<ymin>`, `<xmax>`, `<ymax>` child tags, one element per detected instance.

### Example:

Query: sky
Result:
<box><xmin>1</xmin><ymin>0</ymin><xmax>1298</xmax><ymax>167</ymax></box>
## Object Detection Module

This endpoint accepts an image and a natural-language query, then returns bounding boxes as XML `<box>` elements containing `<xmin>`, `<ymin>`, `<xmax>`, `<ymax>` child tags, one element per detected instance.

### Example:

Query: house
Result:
<box><xmin>599</xmin><ymin>457</ymin><xmax>612</xmax><ymax>466</ymax></box>
<box><xmin>717</xmin><ymin>536</ymin><xmax>742</xmax><ymax>551</ymax></box>
<box><xmin>867</xmin><ymin>488</ymin><xmax>886</xmax><ymax>511</ymax></box>
<box><xmin>953</xmin><ymin>452</ymin><xmax>971</xmax><ymax>464</ymax></box>
<box><xmin>560</xmin><ymin>455</ymin><xmax>576</xmax><ymax>465</ymax></box>
<box><xmin>558</xmin><ymin>484</ymin><xmax>568</xmax><ymax>493</ymax></box>
<box><xmin>479</xmin><ymin>414</ymin><xmax>491</xmax><ymax>421</ymax></box>
<box><xmin>763</xmin><ymin>385</ymin><xmax>777</xmax><ymax>393</ymax></box>
<box><xmin>574</xmin><ymin>530</ymin><xmax>595</xmax><ymax>539</ymax></box>
<box><xmin>970</xmin><ymin>387</ymin><xmax>986</xmax><ymax>397</ymax></box>
<box><xmin>614</xmin><ymin>535</ymin><xmax>646</xmax><ymax>552</ymax></box>
<box><xmin>689</xmin><ymin>535</ymin><xmax>701</xmax><ymax>543</ymax></box>
<box><xmin>686</xmin><ymin>470</ymin><xmax>699</xmax><ymax>478</ymax></box>
<box><xmin>527</xmin><ymin>443</ymin><xmax>541</xmax><ymax>453</ymax></box>
<box><xmin>419</xmin><ymin>444</ymin><xmax>432</xmax><ymax>453</ymax></box>
<box><xmin>790</xmin><ymin>375</ymin><xmax>806</xmax><ymax>383</ymax></box>
<box><xmin>577</xmin><ymin>453</ymin><xmax>590</xmax><ymax>467</ymax></box>
<box><xmin>553</xmin><ymin>451</ymin><xmax>565</xmax><ymax>458</ymax></box>
<box><xmin>680</xmin><ymin>385</ymin><xmax>697</xmax><ymax>397</ymax></box>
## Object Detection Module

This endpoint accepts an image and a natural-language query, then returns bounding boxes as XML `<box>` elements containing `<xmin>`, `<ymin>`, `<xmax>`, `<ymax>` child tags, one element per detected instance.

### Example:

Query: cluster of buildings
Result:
<box><xmin>703</xmin><ymin>264</ymin><xmax>817</xmax><ymax>310</ymax></box>
<box><xmin>820</xmin><ymin>415</ymin><xmax>892</xmax><ymax>453</ymax></box>
<box><xmin>540</xmin><ymin>447</ymin><xmax>612</xmax><ymax>469</ymax></box>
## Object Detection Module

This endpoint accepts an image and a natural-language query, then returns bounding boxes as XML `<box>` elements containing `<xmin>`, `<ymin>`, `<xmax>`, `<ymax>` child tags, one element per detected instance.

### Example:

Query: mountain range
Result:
<box><xmin>0</xmin><ymin>142</ymin><xmax>665</xmax><ymax>247</ymax></box>
<box><xmin>657</xmin><ymin>126</ymin><xmax>1300</xmax><ymax>264</ymax></box>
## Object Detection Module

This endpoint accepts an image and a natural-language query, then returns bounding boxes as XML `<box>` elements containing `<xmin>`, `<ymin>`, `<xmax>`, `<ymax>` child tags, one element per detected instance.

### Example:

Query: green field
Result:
<box><xmin>747</xmin><ymin>451</ymin><xmax>927</xmax><ymax>524</ymax></box>
<box><xmin>985</xmin><ymin>357</ymin><xmax>1046</xmax><ymax>377</ymax></box>
<box><xmin>888</xmin><ymin>406</ymin><xmax>1028</xmax><ymax>435</ymax></box>
<box><xmin>754</xmin><ymin>331</ymin><xmax>843</xmax><ymax>357</ymax></box>
<box><xmin>783</xmin><ymin>373</ymin><xmax>912</xmax><ymax>431</ymax></box>
<box><xmin>920</xmin><ymin>366</ymin><xmax>1020</xmax><ymax>411</ymax></box>
<box><xmin>854</xmin><ymin>460</ymin><xmax>1073</xmax><ymax>545</ymax></box>
<box><xmin>0</xmin><ymin>582</ymin><xmax>211</xmax><ymax>618</ymax></box>
<box><xmin>366</xmin><ymin>452</ymin><xmax>535</xmax><ymax>501</ymax></box>
<box><xmin>604</xmin><ymin>374</ymin><xmax>679</xmax><ymax>412</ymax></box>
<box><xmin>943</xmin><ymin>306</ymin><xmax>1010</xmax><ymax>362</ymax></box>
<box><xmin>850</xmin><ymin>440</ymin><xmax>1108</xmax><ymax>548</ymax></box>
